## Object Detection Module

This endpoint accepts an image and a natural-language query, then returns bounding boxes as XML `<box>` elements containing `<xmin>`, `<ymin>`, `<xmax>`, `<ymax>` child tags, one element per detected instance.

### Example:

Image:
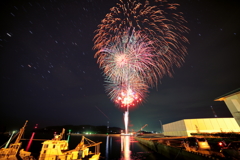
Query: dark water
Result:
<box><xmin>69</xmin><ymin>135</ymin><xmax>169</xmax><ymax>160</ymax></box>
<box><xmin>5</xmin><ymin>134</ymin><xmax>169</xmax><ymax>160</ymax></box>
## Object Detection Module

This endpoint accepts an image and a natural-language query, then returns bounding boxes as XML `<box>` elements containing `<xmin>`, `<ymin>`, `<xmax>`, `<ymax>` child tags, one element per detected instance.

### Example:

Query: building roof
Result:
<box><xmin>215</xmin><ymin>88</ymin><xmax>240</xmax><ymax>101</ymax></box>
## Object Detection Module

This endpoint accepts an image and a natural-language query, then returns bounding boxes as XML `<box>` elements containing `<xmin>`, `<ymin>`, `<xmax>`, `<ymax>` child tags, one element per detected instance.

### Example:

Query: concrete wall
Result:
<box><xmin>163</xmin><ymin>120</ymin><xmax>188</xmax><ymax>136</ymax></box>
<box><xmin>163</xmin><ymin>118</ymin><xmax>240</xmax><ymax>137</ymax></box>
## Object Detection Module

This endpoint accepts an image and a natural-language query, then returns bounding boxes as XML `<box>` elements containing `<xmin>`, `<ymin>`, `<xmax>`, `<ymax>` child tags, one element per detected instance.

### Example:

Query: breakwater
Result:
<box><xmin>135</xmin><ymin>137</ymin><xmax>224</xmax><ymax>160</ymax></box>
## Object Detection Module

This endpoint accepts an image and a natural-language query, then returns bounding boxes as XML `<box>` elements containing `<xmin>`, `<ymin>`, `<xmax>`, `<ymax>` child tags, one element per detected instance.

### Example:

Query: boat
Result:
<box><xmin>38</xmin><ymin>128</ymin><xmax>102</xmax><ymax>160</ymax></box>
<box><xmin>0</xmin><ymin>120</ymin><xmax>33</xmax><ymax>160</ymax></box>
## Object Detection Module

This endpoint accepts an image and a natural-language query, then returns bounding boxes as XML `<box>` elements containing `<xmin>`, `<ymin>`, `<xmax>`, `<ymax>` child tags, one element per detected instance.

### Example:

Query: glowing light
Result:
<box><xmin>124</xmin><ymin>111</ymin><xmax>129</xmax><ymax>134</ymax></box>
<box><xmin>121</xmin><ymin>135</ymin><xmax>131</xmax><ymax>160</ymax></box>
<box><xmin>26</xmin><ymin>124</ymin><xmax>38</xmax><ymax>151</ymax></box>
<box><xmin>67</xmin><ymin>129</ymin><xmax>71</xmax><ymax>143</ymax></box>
<box><xmin>26</xmin><ymin>132</ymin><xmax>35</xmax><ymax>151</ymax></box>
<box><xmin>4</xmin><ymin>131</ymin><xmax>16</xmax><ymax>148</ymax></box>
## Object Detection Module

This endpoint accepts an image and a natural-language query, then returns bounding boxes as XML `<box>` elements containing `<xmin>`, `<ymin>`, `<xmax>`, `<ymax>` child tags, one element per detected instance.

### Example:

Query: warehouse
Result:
<box><xmin>163</xmin><ymin>118</ymin><xmax>240</xmax><ymax>136</ymax></box>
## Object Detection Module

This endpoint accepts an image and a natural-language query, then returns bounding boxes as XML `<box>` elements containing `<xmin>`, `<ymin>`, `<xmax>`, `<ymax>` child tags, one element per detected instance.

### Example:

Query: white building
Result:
<box><xmin>215</xmin><ymin>88</ymin><xmax>240</xmax><ymax>126</ymax></box>
<box><xmin>162</xmin><ymin>89</ymin><xmax>240</xmax><ymax>137</ymax></box>
<box><xmin>163</xmin><ymin>118</ymin><xmax>240</xmax><ymax>137</ymax></box>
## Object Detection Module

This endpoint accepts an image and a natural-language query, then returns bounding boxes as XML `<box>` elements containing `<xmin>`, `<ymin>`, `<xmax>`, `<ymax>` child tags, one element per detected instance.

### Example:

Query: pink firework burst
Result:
<box><xmin>97</xmin><ymin>29</ymin><xmax>159</xmax><ymax>87</ymax></box>
<box><xmin>105</xmin><ymin>75</ymin><xmax>149</xmax><ymax>107</ymax></box>
<box><xmin>93</xmin><ymin>0</ymin><xmax>189</xmax><ymax>107</ymax></box>
<box><xmin>94</xmin><ymin>0</ymin><xmax>189</xmax><ymax>77</ymax></box>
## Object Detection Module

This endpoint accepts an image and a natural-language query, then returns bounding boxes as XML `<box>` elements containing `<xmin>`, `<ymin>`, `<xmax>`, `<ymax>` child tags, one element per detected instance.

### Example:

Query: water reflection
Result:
<box><xmin>105</xmin><ymin>135</ymin><xmax>132</xmax><ymax>160</ymax></box>
<box><xmin>71</xmin><ymin>135</ymin><xmax>169</xmax><ymax>160</ymax></box>
<box><xmin>106</xmin><ymin>136</ymin><xmax>109</xmax><ymax>160</ymax></box>
<box><xmin>105</xmin><ymin>136</ymin><xmax>113</xmax><ymax>160</ymax></box>
<box><xmin>121</xmin><ymin>136</ymin><xmax>131</xmax><ymax>160</ymax></box>
<box><xmin>18</xmin><ymin>134</ymin><xmax>169</xmax><ymax>160</ymax></box>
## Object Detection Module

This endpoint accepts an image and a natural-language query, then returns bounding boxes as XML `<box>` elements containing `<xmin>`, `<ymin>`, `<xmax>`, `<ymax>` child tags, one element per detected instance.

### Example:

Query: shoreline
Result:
<box><xmin>70</xmin><ymin>133</ymin><xmax>121</xmax><ymax>137</ymax></box>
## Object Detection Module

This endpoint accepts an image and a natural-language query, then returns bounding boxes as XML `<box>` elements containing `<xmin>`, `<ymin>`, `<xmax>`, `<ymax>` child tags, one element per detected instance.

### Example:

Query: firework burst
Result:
<box><xmin>96</xmin><ymin>29</ymin><xmax>160</xmax><ymax>87</ymax></box>
<box><xmin>94</xmin><ymin>0</ymin><xmax>189</xmax><ymax>74</ymax></box>
<box><xmin>105</xmin><ymin>75</ymin><xmax>149</xmax><ymax>107</ymax></box>
<box><xmin>93</xmin><ymin>0</ymin><xmax>189</xmax><ymax>107</ymax></box>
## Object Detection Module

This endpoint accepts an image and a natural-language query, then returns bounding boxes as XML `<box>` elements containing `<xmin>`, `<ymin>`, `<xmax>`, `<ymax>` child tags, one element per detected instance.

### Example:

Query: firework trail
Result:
<box><xmin>95</xmin><ymin>106</ymin><xmax>110</xmax><ymax>120</ymax></box>
<box><xmin>93</xmin><ymin>0</ymin><xmax>189</xmax><ymax>107</ymax></box>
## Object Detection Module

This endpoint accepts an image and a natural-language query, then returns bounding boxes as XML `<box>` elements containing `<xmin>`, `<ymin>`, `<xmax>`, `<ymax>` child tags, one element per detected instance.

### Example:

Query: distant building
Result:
<box><xmin>215</xmin><ymin>88</ymin><xmax>240</xmax><ymax>126</ymax></box>
<box><xmin>163</xmin><ymin>118</ymin><xmax>240</xmax><ymax>137</ymax></box>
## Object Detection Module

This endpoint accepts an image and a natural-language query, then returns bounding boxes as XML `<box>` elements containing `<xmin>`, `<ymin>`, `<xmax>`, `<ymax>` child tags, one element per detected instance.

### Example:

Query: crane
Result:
<box><xmin>137</xmin><ymin>124</ymin><xmax>148</xmax><ymax>133</ymax></box>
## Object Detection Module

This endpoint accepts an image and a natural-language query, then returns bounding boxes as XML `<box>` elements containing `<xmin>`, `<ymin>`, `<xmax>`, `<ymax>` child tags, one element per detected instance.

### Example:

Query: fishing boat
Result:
<box><xmin>0</xmin><ymin>120</ymin><xmax>33</xmax><ymax>160</ymax></box>
<box><xmin>38</xmin><ymin>128</ymin><xmax>102</xmax><ymax>160</ymax></box>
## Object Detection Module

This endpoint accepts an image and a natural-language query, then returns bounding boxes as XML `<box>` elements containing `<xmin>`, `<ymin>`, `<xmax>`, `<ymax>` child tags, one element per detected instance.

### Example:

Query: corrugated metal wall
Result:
<box><xmin>163</xmin><ymin>118</ymin><xmax>240</xmax><ymax>136</ymax></box>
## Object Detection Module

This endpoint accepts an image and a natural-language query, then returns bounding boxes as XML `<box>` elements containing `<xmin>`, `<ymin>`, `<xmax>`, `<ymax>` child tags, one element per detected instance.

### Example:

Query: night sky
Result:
<box><xmin>1</xmin><ymin>0</ymin><xmax>240</xmax><ymax>132</ymax></box>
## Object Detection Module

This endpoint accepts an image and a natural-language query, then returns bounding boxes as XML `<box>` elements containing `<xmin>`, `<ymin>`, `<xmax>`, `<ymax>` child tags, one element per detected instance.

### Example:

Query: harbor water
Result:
<box><xmin>18</xmin><ymin>134</ymin><xmax>169</xmax><ymax>160</ymax></box>
<box><xmin>69</xmin><ymin>135</ymin><xmax>169</xmax><ymax>160</ymax></box>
